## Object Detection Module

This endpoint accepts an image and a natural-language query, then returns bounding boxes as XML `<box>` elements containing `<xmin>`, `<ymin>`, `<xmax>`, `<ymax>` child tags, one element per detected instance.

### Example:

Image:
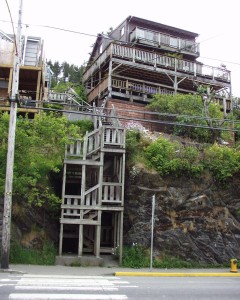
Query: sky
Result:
<box><xmin>1</xmin><ymin>0</ymin><xmax>240</xmax><ymax>96</ymax></box>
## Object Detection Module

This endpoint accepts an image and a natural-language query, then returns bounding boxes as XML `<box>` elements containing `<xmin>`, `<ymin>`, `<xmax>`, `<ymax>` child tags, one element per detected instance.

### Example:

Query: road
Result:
<box><xmin>0</xmin><ymin>272</ymin><xmax>240</xmax><ymax>300</ymax></box>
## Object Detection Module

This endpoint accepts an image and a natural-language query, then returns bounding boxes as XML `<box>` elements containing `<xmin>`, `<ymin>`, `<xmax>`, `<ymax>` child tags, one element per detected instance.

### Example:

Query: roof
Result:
<box><xmin>116</xmin><ymin>15</ymin><xmax>199</xmax><ymax>38</ymax></box>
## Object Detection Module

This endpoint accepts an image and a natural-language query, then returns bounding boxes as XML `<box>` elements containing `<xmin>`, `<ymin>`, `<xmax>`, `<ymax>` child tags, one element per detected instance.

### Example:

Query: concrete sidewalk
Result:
<box><xmin>1</xmin><ymin>264</ymin><xmax>239</xmax><ymax>277</ymax></box>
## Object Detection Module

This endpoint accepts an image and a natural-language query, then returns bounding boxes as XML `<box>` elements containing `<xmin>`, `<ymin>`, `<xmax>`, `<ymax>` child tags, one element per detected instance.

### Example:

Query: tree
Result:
<box><xmin>0</xmin><ymin>112</ymin><xmax>89</xmax><ymax>209</ymax></box>
<box><xmin>147</xmin><ymin>91</ymin><xmax>228</xmax><ymax>143</ymax></box>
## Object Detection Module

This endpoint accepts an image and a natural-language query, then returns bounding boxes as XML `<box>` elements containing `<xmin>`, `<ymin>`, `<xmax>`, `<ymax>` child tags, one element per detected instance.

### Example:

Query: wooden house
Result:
<box><xmin>82</xmin><ymin>16</ymin><xmax>232</xmax><ymax>131</ymax></box>
<box><xmin>0</xmin><ymin>30</ymin><xmax>48</xmax><ymax>118</ymax></box>
<box><xmin>57</xmin><ymin>16</ymin><xmax>232</xmax><ymax>266</ymax></box>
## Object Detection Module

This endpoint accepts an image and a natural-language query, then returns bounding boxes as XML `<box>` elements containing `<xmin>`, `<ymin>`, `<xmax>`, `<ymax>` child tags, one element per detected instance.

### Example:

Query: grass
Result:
<box><xmin>122</xmin><ymin>244</ymin><xmax>229</xmax><ymax>269</ymax></box>
<box><xmin>9</xmin><ymin>241</ymin><xmax>57</xmax><ymax>265</ymax></box>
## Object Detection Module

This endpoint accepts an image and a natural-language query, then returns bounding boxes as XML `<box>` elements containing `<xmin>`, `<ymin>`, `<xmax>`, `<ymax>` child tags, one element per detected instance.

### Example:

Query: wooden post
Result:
<box><xmin>59</xmin><ymin>224</ymin><xmax>63</xmax><ymax>255</ymax></box>
<box><xmin>78</xmin><ymin>224</ymin><xmax>83</xmax><ymax>256</ymax></box>
<box><xmin>95</xmin><ymin>213</ymin><xmax>101</xmax><ymax>258</ymax></box>
<box><xmin>119</xmin><ymin>211</ymin><xmax>124</xmax><ymax>265</ymax></box>
<box><xmin>1</xmin><ymin>0</ymin><xmax>23</xmax><ymax>270</ymax></box>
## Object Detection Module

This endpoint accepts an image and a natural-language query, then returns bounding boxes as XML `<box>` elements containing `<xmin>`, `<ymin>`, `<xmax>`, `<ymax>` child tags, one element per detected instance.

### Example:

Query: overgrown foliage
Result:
<box><xmin>125</xmin><ymin>129</ymin><xmax>151</xmax><ymax>165</ymax></box>
<box><xmin>0</xmin><ymin>112</ymin><xmax>91</xmax><ymax>208</ymax></box>
<box><xmin>122</xmin><ymin>244</ymin><xmax>226</xmax><ymax>268</ymax></box>
<box><xmin>145</xmin><ymin>137</ymin><xmax>203</xmax><ymax>177</ymax></box>
<box><xmin>125</xmin><ymin>120</ymin><xmax>240</xmax><ymax>182</ymax></box>
<box><xmin>147</xmin><ymin>92</ymin><xmax>232</xmax><ymax>143</ymax></box>
<box><xmin>204</xmin><ymin>144</ymin><xmax>240</xmax><ymax>181</ymax></box>
<box><xmin>10</xmin><ymin>241</ymin><xmax>56</xmax><ymax>265</ymax></box>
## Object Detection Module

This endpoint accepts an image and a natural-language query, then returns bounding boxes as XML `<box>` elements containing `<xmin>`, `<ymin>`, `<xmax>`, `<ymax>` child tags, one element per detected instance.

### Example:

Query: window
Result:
<box><xmin>99</xmin><ymin>43</ymin><xmax>103</xmax><ymax>54</ymax></box>
<box><xmin>120</xmin><ymin>27</ymin><xmax>125</xmax><ymax>37</ymax></box>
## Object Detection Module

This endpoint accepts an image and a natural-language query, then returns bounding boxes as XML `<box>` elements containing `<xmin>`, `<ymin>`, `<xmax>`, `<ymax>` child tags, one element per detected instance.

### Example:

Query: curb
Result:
<box><xmin>114</xmin><ymin>272</ymin><xmax>240</xmax><ymax>277</ymax></box>
<box><xmin>0</xmin><ymin>268</ymin><xmax>25</xmax><ymax>274</ymax></box>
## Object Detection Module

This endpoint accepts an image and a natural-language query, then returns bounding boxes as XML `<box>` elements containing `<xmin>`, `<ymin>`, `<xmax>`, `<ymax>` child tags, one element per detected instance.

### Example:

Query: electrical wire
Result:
<box><xmin>6</xmin><ymin>103</ymin><xmax>239</xmax><ymax>133</ymax></box>
<box><xmin>1</xmin><ymin>18</ymin><xmax>240</xmax><ymax>68</ymax></box>
<box><xmin>15</xmin><ymin>99</ymin><xmax>240</xmax><ymax>125</ymax></box>
<box><xmin>3</xmin><ymin>1</ymin><xmax>17</xmax><ymax>53</ymax></box>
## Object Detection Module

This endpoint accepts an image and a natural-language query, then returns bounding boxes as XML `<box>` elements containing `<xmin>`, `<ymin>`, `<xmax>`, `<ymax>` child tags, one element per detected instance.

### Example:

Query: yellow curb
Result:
<box><xmin>114</xmin><ymin>272</ymin><xmax>240</xmax><ymax>277</ymax></box>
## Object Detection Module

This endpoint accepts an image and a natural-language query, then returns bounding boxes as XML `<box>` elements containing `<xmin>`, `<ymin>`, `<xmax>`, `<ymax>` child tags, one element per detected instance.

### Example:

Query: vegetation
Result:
<box><xmin>10</xmin><ymin>241</ymin><xmax>56</xmax><ymax>265</ymax></box>
<box><xmin>144</xmin><ymin>137</ymin><xmax>204</xmax><ymax>177</ymax></box>
<box><xmin>47</xmin><ymin>60</ymin><xmax>87</xmax><ymax>101</ymax></box>
<box><xmin>0</xmin><ymin>112</ymin><xmax>92</xmax><ymax>208</ymax></box>
<box><xmin>122</xmin><ymin>244</ymin><xmax>227</xmax><ymax>269</ymax></box>
<box><xmin>147</xmin><ymin>90</ymin><xmax>235</xmax><ymax>143</ymax></box>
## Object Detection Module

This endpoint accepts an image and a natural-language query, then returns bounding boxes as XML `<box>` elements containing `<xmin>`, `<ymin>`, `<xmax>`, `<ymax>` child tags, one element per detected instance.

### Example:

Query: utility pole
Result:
<box><xmin>1</xmin><ymin>0</ymin><xmax>23</xmax><ymax>269</ymax></box>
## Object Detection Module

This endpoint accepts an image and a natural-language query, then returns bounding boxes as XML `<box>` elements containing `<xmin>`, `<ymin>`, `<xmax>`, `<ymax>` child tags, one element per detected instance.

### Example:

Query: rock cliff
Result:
<box><xmin>124</xmin><ymin>166</ymin><xmax>240</xmax><ymax>264</ymax></box>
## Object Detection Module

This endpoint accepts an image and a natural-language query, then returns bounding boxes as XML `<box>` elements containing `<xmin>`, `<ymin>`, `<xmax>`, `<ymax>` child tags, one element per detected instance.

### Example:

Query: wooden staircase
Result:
<box><xmin>58</xmin><ymin>99</ymin><xmax>126</xmax><ymax>263</ymax></box>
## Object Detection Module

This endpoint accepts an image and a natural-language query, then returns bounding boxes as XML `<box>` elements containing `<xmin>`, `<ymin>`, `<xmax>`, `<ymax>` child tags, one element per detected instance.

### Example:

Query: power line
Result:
<box><xmin>14</xmin><ymin>104</ymin><xmax>240</xmax><ymax>133</ymax></box>
<box><xmin>1</xmin><ymin>18</ymin><xmax>240</xmax><ymax>68</ymax></box>
<box><xmin>3</xmin><ymin>1</ymin><xmax>17</xmax><ymax>53</ymax></box>
<box><xmin>3</xmin><ymin>95</ymin><xmax>239</xmax><ymax>126</ymax></box>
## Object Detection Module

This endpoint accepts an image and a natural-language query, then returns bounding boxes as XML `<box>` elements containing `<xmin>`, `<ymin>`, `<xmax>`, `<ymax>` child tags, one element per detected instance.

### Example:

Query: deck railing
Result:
<box><xmin>130</xmin><ymin>27</ymin><xmax>200</xmax><ymax>54</ymax></box>
<box><xmin>112</xmin><ymin>44</ymin><xmax>231</xmax><ymax>82</ymax></box>
<box><xmin>83</xmin><ymin>42</ymin><xmax>231</xmax><ymax>84</ymax></box>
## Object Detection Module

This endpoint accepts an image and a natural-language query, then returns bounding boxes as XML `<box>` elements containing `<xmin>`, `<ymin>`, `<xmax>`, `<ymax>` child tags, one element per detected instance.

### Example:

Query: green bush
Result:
<box><xmin>145</xmin><ymin>137</ymin><xmax>203</xmax><ymax>177</ymax></box>
<box><xmin>10</xmin><ymin>241</ymin><xmax>57</xmax><ymax>265</ymax></box>
<box><xmin>144</xmin><ymin>137</ymin><xmax>178</xmax><ymax>176</ymax></box>
<box><xmin>122</xmin><ymin>244</ymin><xmax>150</xmax><ymax>268</ymax></box>
<box><xmin>204</xmin><ymin>144</ymin><xmax>240</xmax><ymax>181</ymax></box>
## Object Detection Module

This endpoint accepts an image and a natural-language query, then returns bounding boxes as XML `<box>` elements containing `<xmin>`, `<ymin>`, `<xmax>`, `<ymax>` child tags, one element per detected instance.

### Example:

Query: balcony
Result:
<box><xmin>130</xmin><ymin>27</ymin><xmax>200</xmax><ymax>56</ymax></box>
<box><xmin>83</xmin><ymin>43</ymin><xmax>231</xmax><ymax>87</ymax></box>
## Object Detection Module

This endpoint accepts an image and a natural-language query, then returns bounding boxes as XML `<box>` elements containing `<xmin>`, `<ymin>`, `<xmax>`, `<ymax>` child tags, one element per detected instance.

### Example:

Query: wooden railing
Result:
<box><xmin>83</xmin><ymin>42</ymin><xmax>231</xmax><ymax>84</ymax></box>
<box><xmin>112</xmin><ymin>44</ymin><xmax>231</xmax><ymax>82</ymax></box>
<box><xmin>84</xmin><ymin>185</ymin><xmax>99</xmax><ymax>206</ymax></box>
<box><xmin>65</xmin><ymin>138</ymin><xmax>84</xmax><ymax>158</ymax></box>
<box><xmin>85</xmin><ymin>128</ymin><xmax>102</xmax><ymax>157</ymax></box>
<box><xmin>62</xmin><ymin>196</ymin><xmax>81</xmax><ymax>218</ymax></box>
<box><xmin>102</xmin><ymin>183</ymin><xmax>122</xmax><ymax>203</ymax></box>
<box><xmin>102</xmin><ymin>126</ymin><xmax>125</xmax><ymax>147</ymax></box>
<box><xmin>62</xmin><ymin>182</ymin><xmax>123</xmax><ymax>219</ymax></box>
<box><xmin>130</xmin><ymin>27</ymin><xmax>200</xmax><ymax>54</ymax></box>
<box><xmin>112</xmin><ymin>79</ymin><xmax>174</xmax><ymax>96</ymax></box>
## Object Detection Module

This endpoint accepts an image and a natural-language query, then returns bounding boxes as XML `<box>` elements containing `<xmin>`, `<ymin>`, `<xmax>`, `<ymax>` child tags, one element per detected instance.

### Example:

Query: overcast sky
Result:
<box><xmin>1</xmin><ymin>0</ymin><xmax>240</xmax><ymax>96</ymax></box>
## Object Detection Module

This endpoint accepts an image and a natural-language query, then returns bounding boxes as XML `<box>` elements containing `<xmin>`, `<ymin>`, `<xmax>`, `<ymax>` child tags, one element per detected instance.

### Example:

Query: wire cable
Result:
<box><xmin>3</xmin><ymin>1</ymin><xmax>17</xmax><ymax>53</ymax></box>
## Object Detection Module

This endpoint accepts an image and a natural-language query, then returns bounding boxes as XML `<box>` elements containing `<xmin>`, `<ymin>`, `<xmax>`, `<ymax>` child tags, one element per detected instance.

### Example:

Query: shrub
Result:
<box><xmin>9</xmin><ymin>241</ymin><xmax>57</xmax><ymax>265</ymax></box>
<box><xmin>145</xmin><ymin>137</ymin><xmax>203</xmax><ymax>177</ymax></box>
<box><xmin>122</xmin><ymin>244</ymin><xmax>149</xmax><ymax>268</ymax></box>
<box><xmin>204</xmin><ymin>144</ymin><xmax>240</xmax><ymax>181</ymax></box>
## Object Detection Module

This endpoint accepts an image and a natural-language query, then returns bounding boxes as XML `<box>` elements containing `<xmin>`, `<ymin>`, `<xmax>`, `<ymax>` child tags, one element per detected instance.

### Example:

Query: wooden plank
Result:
<box><xmin>60</xmin><ymin>219</ymin><xmax>101</xmax><ymax>225</ymax></box>
<box><xmin>64</xmin><ymin>159</ymin><xmax>102</xmax><ymax>166</ymax></box>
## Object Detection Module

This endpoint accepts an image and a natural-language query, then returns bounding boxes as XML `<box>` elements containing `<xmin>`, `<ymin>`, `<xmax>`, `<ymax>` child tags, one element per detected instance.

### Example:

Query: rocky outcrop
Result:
<box><xmin>124</xmin><ymin>167</ymin><xmax>240</xmax><ymax>264</ymax></box>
